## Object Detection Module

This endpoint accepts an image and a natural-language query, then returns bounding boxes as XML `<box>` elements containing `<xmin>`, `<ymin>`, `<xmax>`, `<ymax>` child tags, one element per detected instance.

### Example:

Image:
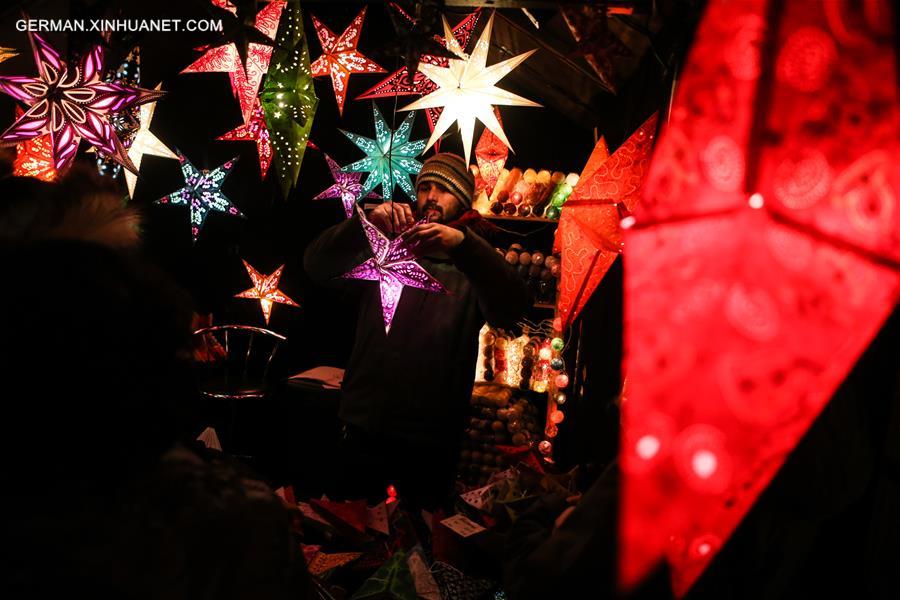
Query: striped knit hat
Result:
<box><xmin>415</xmin><ymin>153</ymin><xmax>475</xmax><ymax>209</ymax></box>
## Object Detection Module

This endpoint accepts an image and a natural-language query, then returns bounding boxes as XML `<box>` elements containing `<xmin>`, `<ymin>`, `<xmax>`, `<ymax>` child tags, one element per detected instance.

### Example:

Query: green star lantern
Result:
<box><xmin>260</xmin><ymin>0</ymin><xmax>318</xmax><ymax>199</ymax></box>
<box><xmin>340</xmin><ymin>102</ymin><xmax>426</xmax><ymax>201</ymax></box>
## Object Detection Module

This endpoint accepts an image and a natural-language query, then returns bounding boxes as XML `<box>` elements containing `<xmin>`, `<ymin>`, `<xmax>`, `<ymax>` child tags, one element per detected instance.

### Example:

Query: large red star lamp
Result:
<box><xmin>620</xmin><ymin>0</ymin><xmax>900</xmax><ymax>596</ymax></box>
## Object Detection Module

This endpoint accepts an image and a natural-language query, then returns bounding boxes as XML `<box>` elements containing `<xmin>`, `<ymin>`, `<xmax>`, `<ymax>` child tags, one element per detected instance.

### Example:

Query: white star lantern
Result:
<box><xmin>400</xmin><ymin>12</ymin><xmax>541</xmax><ymax>165</ymax></box>
<box><xmin>125</xmin><ymin>83</ymin><xmax>177</xmax><ymax>197</ymax></box>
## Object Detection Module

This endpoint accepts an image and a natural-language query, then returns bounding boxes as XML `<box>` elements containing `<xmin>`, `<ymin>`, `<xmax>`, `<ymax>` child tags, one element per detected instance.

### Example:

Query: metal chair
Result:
<box><xmin>192</xmin><ymin>325</ymin><xmax>287</xmax><ymax>399</ymax></box>
<box><xmin>191</xmin><ymin>325</ymin><xmax>287</xmax><ymax>454</ymax></box>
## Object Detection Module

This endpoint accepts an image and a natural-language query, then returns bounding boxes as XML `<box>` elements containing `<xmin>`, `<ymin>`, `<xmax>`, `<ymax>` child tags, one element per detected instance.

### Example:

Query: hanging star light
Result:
<box><xmin>235</xmin><ymin>260</ymin><xmax>299</xmax><ymax>324</ymax></box>
<box><xmin>342</xmin><ymin>206</ymin><xmax>447</xmax><ymax>334</ymax></box>
<box><xmin>400</xmin><ymin>11</ymin><xmax>541</xmax><ymax>166</ymax></box>
<box><xmin>0</xmin><ymin>31</ymin><xmax>165</xmax><ymax>173</ymax></box>
<box><xmin>474</xmin><ymin>107</ymin><xmax>508</xmax><ymax>196</ymax></box>
<box><xmin>13</xmin><ymin>122</ymin><xmax>56</xmax><ymax>182</ymax></box>
<box><xmin>260</xmin><ymin>0</ymin><xmax>318</xmax><ymax>198</ymax></box>
<box><xmin>217</xmin><ymin>98</ymin><xmax>273</xmax><ymax>178</ymax></box>
<box><xmin>123</xmin><ymin>83</ymin><xmax>178</xmax><ymax>198</ymax></box>
<box><xmin>313</xmin><ymin>153</ymin><xmax>381</xmax><ymax>218</ymax></box>
<box><xmin>310</xmin><ymin>6</ymin><xmax>385</xmax><ymax>117</ymax></box>
<box><xmin>358</xmin><ymin>7</ymin><xmax>482</xmax><ymax>137</ymax></box>
<box><xmin>340</xmin><ymin>102</ymin><xmax>426</xmax><ymax>201</ymax></box>
<box><xmin>155</xmin><ymin>152</ymin><xmax>243</xmax><ymax>243</ymax></box>
<box><xmin>96</xmin><ymin>47</ymin><xmax>142</xmax><ymax>181</ymax></box>
<box><xmin>181</xmin><ymin>0</ymin><xmax>285</xmax><ymax>123</ymax></box>
<box><xmin>0</xmin><ymin>47</ymin><xmax>17</xmax><ymax>63</ymax></box>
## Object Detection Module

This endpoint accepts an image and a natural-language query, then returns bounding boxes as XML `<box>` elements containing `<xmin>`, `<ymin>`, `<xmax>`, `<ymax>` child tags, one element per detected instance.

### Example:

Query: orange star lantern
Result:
<box><xmin>235</xmin><ymin>260</ymin><xmax>299</xmax><ymax>324</ymax></box>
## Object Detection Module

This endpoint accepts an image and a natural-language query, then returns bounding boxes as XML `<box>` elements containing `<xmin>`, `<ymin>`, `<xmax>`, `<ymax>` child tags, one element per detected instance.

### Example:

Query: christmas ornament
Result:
<box><xmin>620</xmin><ymin>1</ymin><xmax>900</xmax><ymax>595</ymax></box>
<box><xmin>124</xmin><ymin>83</ymin><xmax>178</xmax><ymax>197</ymax></box>
<box><xmin>340</xmin><ymin>102</ymin><xmax>426</xmax><ymax>201</ymax></box>
<box><xmin>95</xmin><ymin>47</ymin><xmax>142</xmax><ymax>182</ymax></box>
<box><xmin>13</xmin><ymin>106</ymin><xmax>56</xmax><ymax>181</ymax></box>
<box><xmin>400</xmin><ymin>12</ymin><xmax>540</xmax><ymax>165</ymax></box>
<box><xmin>556</xmin><ymin>114</ymin><xmax>657</xmax><ymax>330</ymax></box>
<box><xmin>155</xmin><ymin>152</ymin><xmax>243</xmax><ymax>243</ymax></box>
<box><xmin>0</xmin><ymin>31</ymin><xmax>164</xmax><ymax>173</ymax></box>
<box><xmin>260</xmin><ymin>0</ymin><xmax>318</xmax><ymax>198</ymax></box>
<box><xmin>235</xmin><ymin>260</ymin><xmax>299</xmax><ymax>324</ymax></box>
<box><xmin>217</xmin><ymin>98</ymin><xmax>272</xmax><ymax>178</ymax></box>
<box><xmin>341</xmin><ymin>205</ymin><xmax>447</xmax><ymax>334</ymax></box>
<box><xmin>181</xmin><ymin>1</ymin><xmax>285</xmax><ymax>124</ymax></box>
<box><xmin>313</xmin><ymin>152</ymin><xmax>381</xmax><ymax>218</ymax></box>
<box><xmin>310</xmin><ymin>6</ymin><xmax>385</xmax><ymax>116</ymax></box>
<box><xmin>358</xmin><ymin>7</ymin><xmax>482</xmax><ymax>137</ymax></box>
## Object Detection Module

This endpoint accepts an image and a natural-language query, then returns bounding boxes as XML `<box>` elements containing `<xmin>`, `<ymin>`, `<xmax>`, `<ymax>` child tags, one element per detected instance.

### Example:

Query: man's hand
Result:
<box><xmin>404</xmin><ymin>222</ymin><xmax>465</xmax><ymax>255</ymax></box>
<box><xmin>367</xmin><ymin>202</ymin><xmax>415</xmax><ymax>236</ymax></box>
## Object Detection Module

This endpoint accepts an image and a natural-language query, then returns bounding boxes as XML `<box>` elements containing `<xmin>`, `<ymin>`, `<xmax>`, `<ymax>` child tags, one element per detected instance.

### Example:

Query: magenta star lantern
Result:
<box><xmin>0</xmin><ymin>31</ymin><xmax>164</xmax><ymax>173</ymax></box>
<box><xmin>341</xmin><ymin>206</ymin><xmax>447</xmax><ymax>334</ymax></box>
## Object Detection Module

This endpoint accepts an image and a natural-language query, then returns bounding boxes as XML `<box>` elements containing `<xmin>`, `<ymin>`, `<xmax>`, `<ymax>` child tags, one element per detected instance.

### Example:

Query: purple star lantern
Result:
<box><xmin>0</xmin><ymin>30</ymin><xmax>164</xmax><ymax>173</ymax></box>
<box><xmin>313</xmin><ymin>153</ymin><xmax>381</xmax><ymax>218</ymax></box>
<box><xmin>341</xmin><ymin>206</ymin><xmax>447</xmax><ymax>334</ymax></box>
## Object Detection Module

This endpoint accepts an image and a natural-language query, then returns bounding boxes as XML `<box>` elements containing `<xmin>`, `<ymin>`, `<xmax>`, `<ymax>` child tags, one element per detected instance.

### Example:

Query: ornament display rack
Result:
<box><xmin>473</xmin><ymin>211</ymin><xmax>576</xmax><ymax>465</ymax></box>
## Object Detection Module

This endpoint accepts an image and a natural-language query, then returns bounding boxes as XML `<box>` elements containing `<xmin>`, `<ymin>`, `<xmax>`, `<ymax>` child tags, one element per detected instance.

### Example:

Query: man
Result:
<box><xmin>304</xmin><ymin>152</ymin><xmax>529</xmax><ymax>509</ymax></box>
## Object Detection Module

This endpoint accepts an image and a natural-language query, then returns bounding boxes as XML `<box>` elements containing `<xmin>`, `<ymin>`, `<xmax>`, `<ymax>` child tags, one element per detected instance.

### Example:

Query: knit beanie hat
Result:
<box><xmin>415</xmin><ymin>153</ymin><xmax>475</xmax><ymax>209</ymax></box>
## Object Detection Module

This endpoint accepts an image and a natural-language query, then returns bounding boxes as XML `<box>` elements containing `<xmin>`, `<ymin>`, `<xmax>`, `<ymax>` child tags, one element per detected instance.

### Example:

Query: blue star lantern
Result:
<box><xmin>340</xmin><ymin>102</ymin><xmax>426</xmax><ymax>201</ymax></box>
<box><xmin>156</xmin><ymin>151</ymin><xmax>244</xmax><ymax>243</ymax></box>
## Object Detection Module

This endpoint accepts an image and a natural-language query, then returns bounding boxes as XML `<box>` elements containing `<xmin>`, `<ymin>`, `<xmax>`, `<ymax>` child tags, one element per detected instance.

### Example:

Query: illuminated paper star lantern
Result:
<box><xmin>260</xmin><ymin>0</ymin><xmax>318</xmax><ymax>198</ymax></box>
<box><xmin>0</xmin><ymin>47</ymin><xmax>17</xmax><ymax>63</ymax></box>
<box><xmin>13</xmin><ymin>130</ymin><xmax>56</xmax><ymax>182</ymax></box>
<box><xmin>0</xmin><ymin>31</ymin><xmax>165</xmax><ymax>173</ymax></box>
<box><xmin>96</xmin><ymin>47</ymin><xmax>142</xmax><ymax>181</ymax></box>
<box><xmin>181</xmin><ymin>0</ymin><xmax>285</xmax><ymax>123</ymax></box>
<box><xmin>400</xmin><ymin>12</ymin><xmax>541</xmax><ymax>165</ymax></box>
<box><xmin>155</xmin><ymin>152</ymin><xmax>243</xmax><ymax>243</ymax></box>
<box><xmin>341</xmin><ymin>206</ymin><xmax>447</xmax><ymax>334</ymax></box>
<box><xmin>474</xmin><ymin>107</ymin><xmax>508</xmax><ymax>196</ymax></box>
<box><xmin>358</xmin><ymin>7</ymin><xmax>482</xmax><ymax>136</ymax></box>
<box><xmin>235</xmin><ymin>260</ymin><xmax>299</xmax><ymax>324</ymax></box>
<box><xmin>217</xmin><ymin>98</ymin><xmax>273</xmax><ymax>179</ymax></box>
<box><xmin>555</xmin><ymin>113</ymin><xmax>657</xmax><ymax>330</ymax></box>
<box><xmin>124</xmin><ymin>84</ymin><xmax>178</xmax><ymax>198</ymax></box>
<box><xmin>310</xmin><ymin>6</ymin><xmax>385</xmax><ymax>116</ymax></box>
<box><xmin>340</xmin><ymin>103</ymin><xmax>426</xmax><ymax>201</ymax></box>
<box><xmin>620</xmin><ymin>0</ymin><xmax>900</xmax><ymax>596</ymax></box>
<box><xmin>313</xmin><ymin>153</ymin><xmax>381</xmax><ymax>218</ymax></box>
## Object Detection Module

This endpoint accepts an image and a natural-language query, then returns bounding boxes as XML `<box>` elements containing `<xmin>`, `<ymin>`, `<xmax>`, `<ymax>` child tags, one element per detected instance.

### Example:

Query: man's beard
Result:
<box><xmin>419</xmin><ymin>200</ymin><xmax>445</xmax><ymax>223</ymax></box>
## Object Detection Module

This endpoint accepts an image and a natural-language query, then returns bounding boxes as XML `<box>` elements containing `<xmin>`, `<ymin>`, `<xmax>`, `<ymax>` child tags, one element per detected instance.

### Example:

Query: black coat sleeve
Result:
<box><xmin>449</xmin><ymin>228</ymin><xmax>530</xmax><ymax>329</ymax></box>
<box><xmin>302</xmin><ymin>213</ymin><xmax>370</xmax><ymax>286</ymax></box>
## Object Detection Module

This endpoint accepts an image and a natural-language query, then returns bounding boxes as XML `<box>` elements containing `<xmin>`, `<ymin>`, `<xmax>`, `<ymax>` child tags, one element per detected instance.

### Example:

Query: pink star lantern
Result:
<box><xmin>0</xmin><ymin>31</ymin><xmax>164</xmax><ymax>173</ymax></box>
<box><xmin>310</xmin><ymin>6</ymin><xmax>385</xmax><ymax>116</ymax></box>
<box><xmin>312</xmin><ymin>153</ymin><xmax>381</xmax><ymax>218</ymax></box>
<box><xmin>341</xmin><ymin>206</ymin><xmax>447</xmax><ymax>334</ymax></box>
<box><xmin>181</xmin><ymin>0</ymin><xmax>285</xmax><ymax>124</ymax></box>
<box><xmin>235</xmin><ymin>260</ymin><xmax>299</xmax><ymax>324</ymax></box>
<box><xmin>217</xmin><ymin>98</ymin><xmax>273</xmax><ymax>178</ymax></box>
<box><xmin>357</xmin><ymin>7</ymin><xmax>482</xmax><ymax>136</ymax></box>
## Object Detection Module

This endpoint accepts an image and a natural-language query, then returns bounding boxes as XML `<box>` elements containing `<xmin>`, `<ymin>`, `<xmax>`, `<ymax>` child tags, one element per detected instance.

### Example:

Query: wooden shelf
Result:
<box><xmin>533</xmin><ymin>302</ymin><xmax>557</xmax><ymax>310</ymax></box>
<box><xmin>484</xmin><ymin>214</ymin><xmax>557</xmax><ymax>224</ymax></box>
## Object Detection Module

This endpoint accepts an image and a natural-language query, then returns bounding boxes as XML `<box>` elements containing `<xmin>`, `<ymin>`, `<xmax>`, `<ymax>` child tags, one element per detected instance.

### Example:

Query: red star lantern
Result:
<box><xmin>235</xmin><ymin>260</ymin><xmax>299</xmax><ymax>324</ymax></box>
<box><xmin>217</xmin><ymin>98</ymin><xmax>273</xmax><ymax>178</ymax></box>
<box><xmin>474</xmin><ymin>108</ymin><xmax>508</xmax><ymax>196</ymax></box>
<box><xmin>181</xmin><ymin>0</ymin><xmax>285</xmax><ymax>124</ymax></box>
<box><xmin>357</xmin><ymin>7</ymin><xmax>482</xmax><ymax>136</ymax></box>
<box><xmin>620</xmin><ymin>1</ymin><xmax>900</xmax><ymax>596</ymax></box>
<box><xmin>310</xmin><ymin>6</ymin><xmax>385</xmax><ymax>117</ymax></box>
<box><xmin>555</xmin><ymin>113</ymin><xmax>657</xmax><ymax>330</ymax></box>
<box><xmin>12</xmin><ymin>107</ymin><xmax>56</xmax><ymax>181</ymax></box>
